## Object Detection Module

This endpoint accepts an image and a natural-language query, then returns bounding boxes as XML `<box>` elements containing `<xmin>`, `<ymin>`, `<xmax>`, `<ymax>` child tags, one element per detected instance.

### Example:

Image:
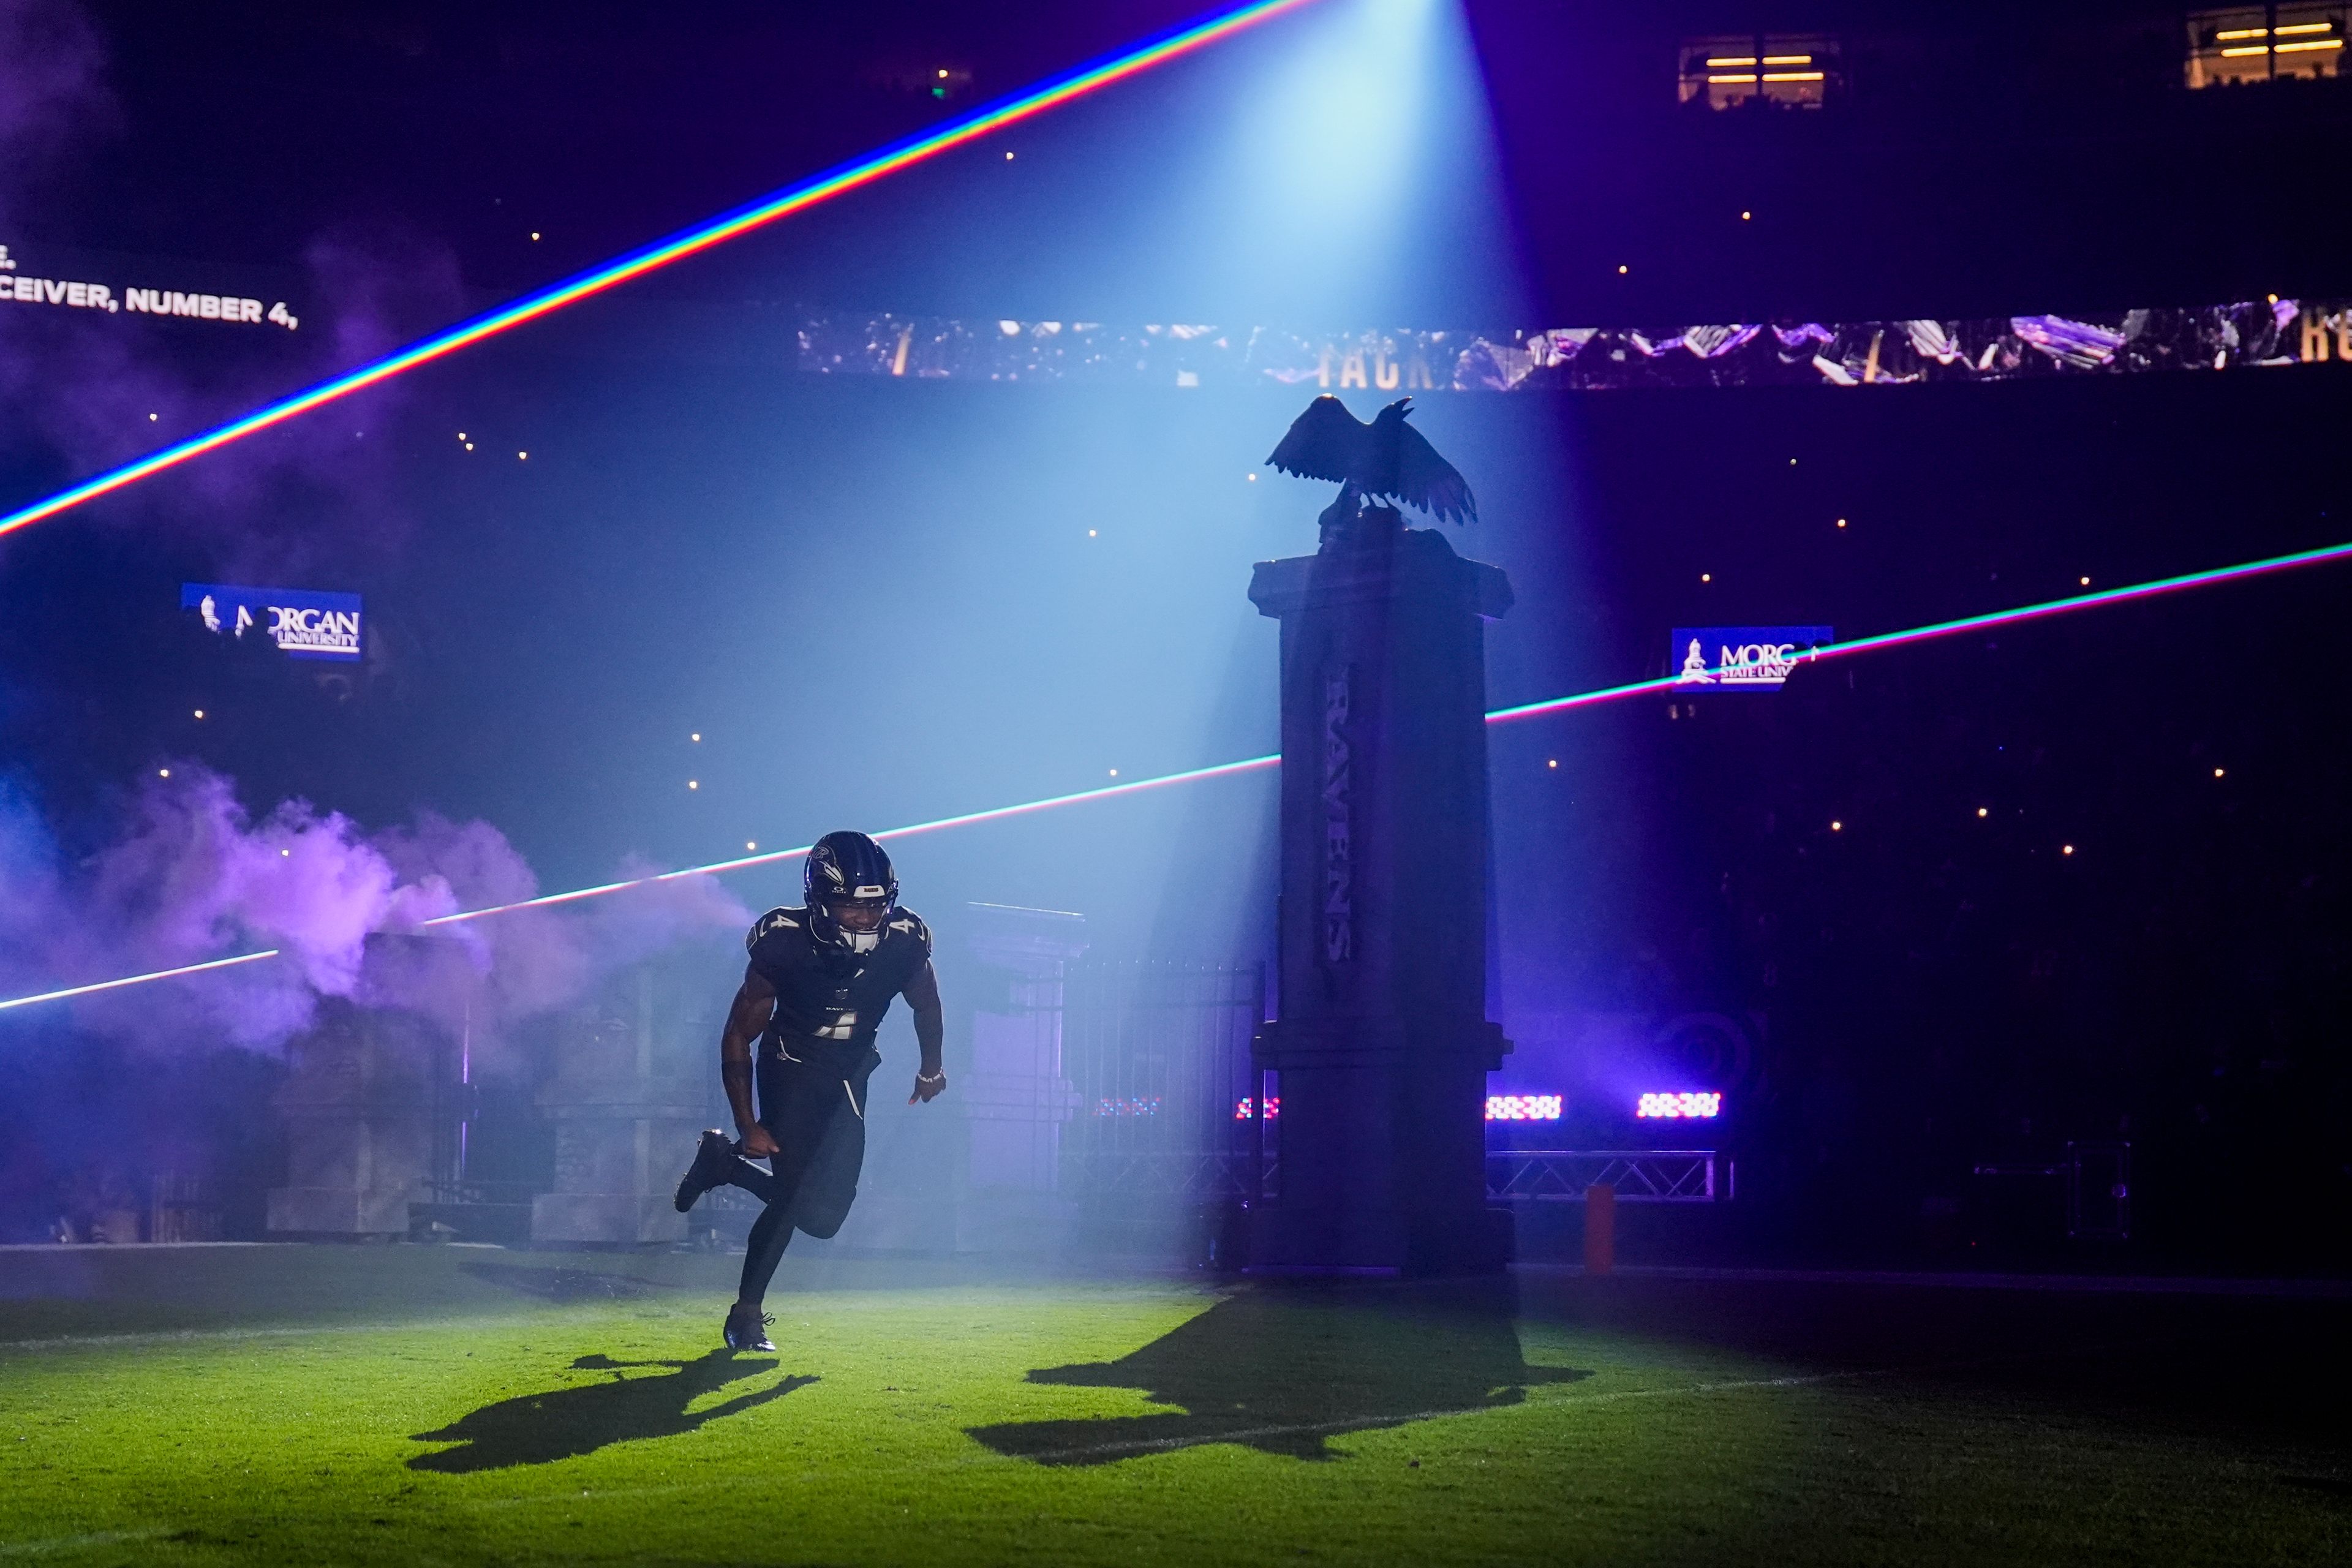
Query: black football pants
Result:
<box><xmin>719</xmin><ymin>1049</ymin><xmax>877</xmax><ymax>1309</ymax></box>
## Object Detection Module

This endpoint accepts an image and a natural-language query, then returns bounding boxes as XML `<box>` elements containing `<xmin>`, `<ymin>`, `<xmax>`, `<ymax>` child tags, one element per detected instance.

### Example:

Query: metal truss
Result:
<box><xmin>1487</xmin><ymin>1150</ymin><xmax>1728</xmax><ymax>1204</ymax></box>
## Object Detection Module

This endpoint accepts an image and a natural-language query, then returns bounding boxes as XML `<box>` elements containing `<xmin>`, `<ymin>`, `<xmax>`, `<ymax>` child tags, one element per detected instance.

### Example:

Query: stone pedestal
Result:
<box><xmin>268</xmin><ymin>1007</ymin><xmax>436</xmax><ymax>1237</ymax></box>
<box><xmin>531</xmin><ymin>974</ymin><xmax>707</xmax><ymax>1247</ymax></box>
<box><xmin>956</xmin><ymin>902</ymin><xmax>1086</xmax><ymax>1254</ymax></box>
<box><xmin>1248</xmin><ymin>527</ymin><xmax>1514</xmax><ymax>1274</ymax></box>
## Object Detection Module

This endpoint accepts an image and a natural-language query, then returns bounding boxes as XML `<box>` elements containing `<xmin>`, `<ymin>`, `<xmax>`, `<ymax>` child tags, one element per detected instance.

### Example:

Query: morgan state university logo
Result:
<box><xmin>182</xmin><ymin>583</ymin><xmax>364</xmax><ymax>662</ymax></box>
<box><xmin>1671</xmin><ymin>626</ymin><xmax>1834</xmax><ymax>690</ymax></box>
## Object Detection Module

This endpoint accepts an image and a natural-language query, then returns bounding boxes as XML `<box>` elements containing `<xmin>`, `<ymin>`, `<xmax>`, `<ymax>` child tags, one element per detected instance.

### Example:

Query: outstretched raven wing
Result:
<box><xmin>1392</xmin><ymin>418</ymin><xmax>1476</xmax><ymax>525</ymax></box>
<box><xmin>1266</xmin><ymin>396</ymin><xmax>1367</xmax><ymax>483</ymax></box>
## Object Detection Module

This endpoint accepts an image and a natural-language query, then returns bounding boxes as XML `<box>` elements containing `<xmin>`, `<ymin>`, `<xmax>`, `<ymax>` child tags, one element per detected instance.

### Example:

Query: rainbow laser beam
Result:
<box><xmin>3</xmin><ymin>538</ymin><xmax>2346</xmax><ymax>1016</ymax></box>
<box><xmin>0</xmin><ymin>0</ymin><xmax>1318</xmax><ymax>543</ymax></box>
<box><xmin>1486</xmin><ymin>537</ymin><xmax>2352</xmax><ymax>725</ymax></box>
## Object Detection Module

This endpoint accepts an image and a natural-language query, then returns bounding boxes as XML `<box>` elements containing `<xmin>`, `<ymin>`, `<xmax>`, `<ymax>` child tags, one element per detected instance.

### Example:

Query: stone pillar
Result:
<box><xmin>268</xmin><ymin>1005</ymin><xmax>437</xmax><ymax>1237</ymax></box>
<box><xmin>1248</xmin><ymin>524</ymin><xmax>1514</xmax><ymax>1273</ymax></box>
<box><xmin>530</xmin><ymin>970</ymin><xmax>707</xmax><ymax>1246</ymax></box>
<box><xmin>956</xmin><ymin>902</ymin><xmax>1086</xmax><ymax>1254</ymax></box>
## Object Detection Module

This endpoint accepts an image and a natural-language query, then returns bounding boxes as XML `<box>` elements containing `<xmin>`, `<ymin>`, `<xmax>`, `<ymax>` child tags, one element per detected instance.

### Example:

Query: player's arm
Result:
<box><xmin>722</xmin><ymin>962</ymin><xmax>780</xmax><ymax>1156</ymax></box>
<box><xmin>904</xmin><ymin>957</ymin><xmax>947</xmax><ymax>1104</ymax></box>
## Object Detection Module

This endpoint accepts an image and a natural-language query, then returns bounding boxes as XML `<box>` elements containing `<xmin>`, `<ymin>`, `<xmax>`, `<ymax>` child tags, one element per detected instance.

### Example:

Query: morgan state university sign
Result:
<box><xmin>181</xmin><ymin>584</ymin><xmax>362</xmax><ymax>662</ymax></box>
<box><xmin>1671</xmin><ymin>625</ymin><xmax>1834</xmax><ymax>690</ymax></box>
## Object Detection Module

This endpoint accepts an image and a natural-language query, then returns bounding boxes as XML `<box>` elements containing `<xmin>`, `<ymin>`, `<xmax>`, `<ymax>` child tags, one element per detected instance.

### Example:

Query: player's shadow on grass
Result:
<box><xmin>968</xmin><ymin>1280</ymin><xmax>1588</xmax><ymax>1465</ymax></box>
<box><xmin>409</xmin><ymin>1352</ymin><xmax>814</xmax><ymax>1472</ymax></box>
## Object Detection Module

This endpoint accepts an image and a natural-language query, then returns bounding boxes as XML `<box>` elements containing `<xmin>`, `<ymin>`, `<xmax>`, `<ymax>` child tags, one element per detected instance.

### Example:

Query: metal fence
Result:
<box><xmin>1056</xmin><ymin>960</ymin><xmax>1268</xmax><ymax>1207</ymax></box>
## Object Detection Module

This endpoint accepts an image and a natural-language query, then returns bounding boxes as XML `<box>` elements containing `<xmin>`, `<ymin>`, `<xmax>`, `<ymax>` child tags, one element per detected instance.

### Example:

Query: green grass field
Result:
<box><xmin>1</xmin><ymin>1245</ymin><xmax>2345</xmax><ymax>1566</ymax></box>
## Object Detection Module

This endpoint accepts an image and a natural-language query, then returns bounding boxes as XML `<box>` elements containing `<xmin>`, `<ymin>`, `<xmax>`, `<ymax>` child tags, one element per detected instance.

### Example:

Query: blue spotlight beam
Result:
<box><xmin>3</xmin><ymin>539</ymin><xmax>2346</xmax><ymax>1016</ymax></box>
<box><xmin>0</xmin><ymin>0</ymin><xmax>1319</xmax><ymax>542</ymax></box>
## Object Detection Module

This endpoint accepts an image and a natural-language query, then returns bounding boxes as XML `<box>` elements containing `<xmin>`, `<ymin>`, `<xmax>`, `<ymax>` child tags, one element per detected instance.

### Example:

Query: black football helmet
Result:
<box><xmin>805</xmin><ymin>831</ymin><xmax>897</xmax><ymax>954</ymax></box>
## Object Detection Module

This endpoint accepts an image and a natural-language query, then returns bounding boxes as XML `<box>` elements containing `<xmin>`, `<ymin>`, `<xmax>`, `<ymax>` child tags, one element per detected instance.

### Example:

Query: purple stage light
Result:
<box><xmin>1485</xmin><ymin>1094</ymin><xmax>1563</xmax><ymax>1120</ymax></box>
<box><xmin>1235</xmin><ymin>1096</ymin><xmax>1282</xmax><ymax>1120</ymax></box>
<box><xmin>1637</xmin><ymin>1092</ymin><xmax>1722</xmax><ymax>1119</ymax></box>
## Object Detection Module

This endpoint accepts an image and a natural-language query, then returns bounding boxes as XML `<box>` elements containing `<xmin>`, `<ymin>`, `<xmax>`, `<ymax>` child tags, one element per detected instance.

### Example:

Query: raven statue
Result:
<box><xmin>1265</xmin><ymin>395</ymin><xmax>1476</xmax><ymax>526</ymax></box>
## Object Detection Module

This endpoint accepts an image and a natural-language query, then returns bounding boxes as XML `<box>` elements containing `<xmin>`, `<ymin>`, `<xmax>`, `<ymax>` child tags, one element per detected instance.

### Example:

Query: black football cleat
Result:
<box><xmin>673</xmin><ymin>1128</ymin><xmax>736</xmax><ymax>1213</ymax></box>
<box><xmin>723</xmin><ymin>1304</ymin><xmax>776</xmax><ymax>1354</ymax></box>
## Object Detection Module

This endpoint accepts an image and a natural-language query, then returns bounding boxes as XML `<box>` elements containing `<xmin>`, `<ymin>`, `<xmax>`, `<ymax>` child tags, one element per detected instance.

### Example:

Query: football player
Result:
<box><xmin>673</xmin><ymin>831</ymin><xmax>945</xmax><ymax>1351</ymax></box>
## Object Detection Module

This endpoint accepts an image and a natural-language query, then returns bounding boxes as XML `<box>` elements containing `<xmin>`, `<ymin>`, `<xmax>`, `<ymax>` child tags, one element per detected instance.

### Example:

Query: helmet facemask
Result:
<box><xmin>824</xmin><ymin>892</ymin><xmax>891</xmax><ymax>954</ymax></box>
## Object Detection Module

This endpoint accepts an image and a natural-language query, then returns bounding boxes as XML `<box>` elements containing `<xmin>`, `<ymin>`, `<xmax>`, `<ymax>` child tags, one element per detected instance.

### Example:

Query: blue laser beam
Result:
<box><xmin>3</xmin><ymin>538</ymin><xmax>2345</xmax><ymax>1016</ymax></box>
<box><xmin>0</xmin><ymin>0</ymin><xmax>1319</xmax><ymax>542</ymax></box>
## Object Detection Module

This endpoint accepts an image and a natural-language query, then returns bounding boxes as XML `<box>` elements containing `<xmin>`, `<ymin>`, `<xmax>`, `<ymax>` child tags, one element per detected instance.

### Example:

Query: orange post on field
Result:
<box><xmin>1583</xmin><ymin>1183</ymin><xmax>1616</xmax><ymax>1274</ymax></box>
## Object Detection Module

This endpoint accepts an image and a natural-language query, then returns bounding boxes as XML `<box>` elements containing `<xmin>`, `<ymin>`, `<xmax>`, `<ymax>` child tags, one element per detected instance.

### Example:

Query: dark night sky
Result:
<box><xmin>36</xmin><ymin>1</ymin><xmax>2351</xmax><ymax>324</ymax></box>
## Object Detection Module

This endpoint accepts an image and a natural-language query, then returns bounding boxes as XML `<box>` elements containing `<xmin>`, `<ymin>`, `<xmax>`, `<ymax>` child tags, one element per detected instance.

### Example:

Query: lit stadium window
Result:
<box><xmin>2187</xmin><ymin>6</ymin><xmax>2345</xmax><ymax>86</ymax></box>
<box><xmin>1678</xmin><ymin>34</ymin><xmax>1841</xmax><ymax>109</ymax></box>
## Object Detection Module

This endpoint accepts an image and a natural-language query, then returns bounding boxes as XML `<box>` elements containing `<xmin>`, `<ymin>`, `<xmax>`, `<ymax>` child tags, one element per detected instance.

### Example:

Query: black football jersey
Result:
<box><xmin>745</xmin><ymin>905</ymin><xmax>933</xmax><ymax>1063</ymax></box>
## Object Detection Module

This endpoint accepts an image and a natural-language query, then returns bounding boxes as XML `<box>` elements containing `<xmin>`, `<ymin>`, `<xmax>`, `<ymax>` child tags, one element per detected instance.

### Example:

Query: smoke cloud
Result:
<box><xmin>0</xmin><ymin>765</ymin><xmax>747</xmax><ymax>1059</ymax></box>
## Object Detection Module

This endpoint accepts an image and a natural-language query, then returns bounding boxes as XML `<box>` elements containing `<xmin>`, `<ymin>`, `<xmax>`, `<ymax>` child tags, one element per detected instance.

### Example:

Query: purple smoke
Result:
<box><xmin>0</xmin><ymin>766</ymin><xmax>747</xmax><ymax>1058</ymax></box>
